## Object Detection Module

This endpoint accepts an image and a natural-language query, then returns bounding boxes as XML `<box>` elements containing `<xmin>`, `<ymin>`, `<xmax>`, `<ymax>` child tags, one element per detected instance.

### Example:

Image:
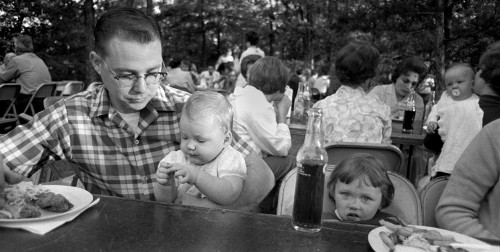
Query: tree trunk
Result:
<box><xmin>199</xmin><ymin>0</ymin><xmax>207</xmax><ymax>67</ymax></box>
<box><xmin>84</xmin><ymin>0</ymin><xmax>97</xmax><ymax>86</ymax></box>
<box><xmin>434</xmin><ymin>0</ymin><xmax>448</xmax><ymax>96</ymax></box>
<box><xmin>146</xmin><ymin>0</ymin><xmax>153</xmax><ymax>15</ymax></box>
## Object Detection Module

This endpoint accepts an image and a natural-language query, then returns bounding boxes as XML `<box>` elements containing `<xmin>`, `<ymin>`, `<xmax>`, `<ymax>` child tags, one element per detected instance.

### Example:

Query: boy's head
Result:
<box><xmin>180</xmin><ymin>91</ymin><xmax>233</xmax><ymax>165</ymax></box>
<box><xmin>335</xmin><ymin>41</ymin><xmax>380</xmax><ymax>87</ymax></box>
<box><xmin>245</xmin><ymin>31</ymin><xmax>259</xmax><ymax>46</ymax></box>
<box><xmin>444</xmin><ymin>63</ymin><xmax>475</xmax><ymax>100</ymax></box>
<box><xmin>327</xmin><ymin>154</ymin><xmax>394</xmax><ymax>222</ymax></box>
<box><xmin>247</xmin><ymin>56</ymin><xmax>290</xmax><ymax>97</ymax></box>
<box><xmin>240</xmin><ymin>54</ymin><xmax>263</xmax><ymax>80</ymax></box>
<box><xmin>475</xmin><ymin>41</ymin><xmax>500</xmax><ymax>96</ymax></box>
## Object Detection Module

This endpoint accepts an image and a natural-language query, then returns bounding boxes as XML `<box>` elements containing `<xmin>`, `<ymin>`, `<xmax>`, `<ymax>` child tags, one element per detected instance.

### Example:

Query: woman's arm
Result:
<box><xmin>435</xmin><ymin>125</ymin><xmax>500</xmax><ymax>239</ymax></box>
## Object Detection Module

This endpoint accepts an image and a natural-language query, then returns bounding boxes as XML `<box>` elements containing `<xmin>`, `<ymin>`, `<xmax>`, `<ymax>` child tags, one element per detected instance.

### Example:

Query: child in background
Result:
<box><xmin>425</xmin><ymin>63</ymin><xmax>483</xmax><ymax>178</ymax></box>
<box><xmin>154</xmin><ymin>91</ymin><xmax>246</xmax><ymax>206</ymax></box>
<box><xmin>324</xmin><ymin>154</ymin><xmax>396</xmax><ymax>226</ymax></box>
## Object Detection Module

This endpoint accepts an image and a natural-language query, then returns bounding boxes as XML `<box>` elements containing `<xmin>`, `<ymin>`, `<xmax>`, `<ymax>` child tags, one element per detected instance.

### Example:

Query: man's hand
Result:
<box><xmin>165</xmin><ymin>163</ymin><xmax>200</xmax><ymax>185</ymax></box>
<box><xmin>274</xmin><ymin>94</ymin><xmax>292</xmax><ymax>124</ymax></box>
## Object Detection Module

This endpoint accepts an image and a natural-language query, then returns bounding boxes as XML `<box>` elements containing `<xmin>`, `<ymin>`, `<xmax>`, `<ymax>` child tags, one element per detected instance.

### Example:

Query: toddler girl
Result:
<box><xmin>324</xmin><ymin>153</ymin><xmax>396</xmax><ymax>225</ymax></box>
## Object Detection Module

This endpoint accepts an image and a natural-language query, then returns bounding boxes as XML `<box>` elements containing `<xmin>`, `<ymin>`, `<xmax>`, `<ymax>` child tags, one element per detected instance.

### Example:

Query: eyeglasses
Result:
<box><xmin>101</xmin><ymin>58</ymin><xmax>168</xmax><ymax>87</ymax></box>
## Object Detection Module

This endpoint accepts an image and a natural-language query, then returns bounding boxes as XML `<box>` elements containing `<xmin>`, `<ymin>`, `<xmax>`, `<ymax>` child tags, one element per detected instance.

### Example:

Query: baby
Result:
<box><xmin>154</xmin><ymin>91</ymin><xmax>246</xmax><ymax>206</ymax></box>
<box><xmin>324</xmin><ymin>154</ymin><xmax>396</xmax><ymax>225</ymax></box>
<box><xmin>425</xmin><ymin>63</ymin><xmax>483</xmax><ymax>178</ymax></box>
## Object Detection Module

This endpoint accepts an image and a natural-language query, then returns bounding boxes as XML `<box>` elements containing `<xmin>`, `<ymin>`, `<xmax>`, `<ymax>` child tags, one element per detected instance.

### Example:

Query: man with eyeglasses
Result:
<box><xmin>0</xmin><ymin>7</ymin><xmax>274</xmax><ymax>212</ymax></box>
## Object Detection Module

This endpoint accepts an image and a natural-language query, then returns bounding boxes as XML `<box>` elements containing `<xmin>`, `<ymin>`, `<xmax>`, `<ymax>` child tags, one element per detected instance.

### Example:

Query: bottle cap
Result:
<box><xmin>452</xmin><ymin>90</ymin><xmax>461</xmax><ymax>97</ymax></box>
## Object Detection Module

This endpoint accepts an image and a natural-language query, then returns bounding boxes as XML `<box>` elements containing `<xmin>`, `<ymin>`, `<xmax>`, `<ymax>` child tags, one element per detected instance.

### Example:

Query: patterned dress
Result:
<box><xmin>313</xmin><ymin>85</ymin><xmax>392</xmax><ymax>144</ymax></box>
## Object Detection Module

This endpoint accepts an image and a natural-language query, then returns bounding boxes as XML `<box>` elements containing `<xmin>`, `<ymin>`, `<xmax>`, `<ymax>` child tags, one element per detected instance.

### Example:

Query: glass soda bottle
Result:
<box><xmin>292</xmin><ymin>81</ymin><xmax>306</xmax><ymax>124</ymax></box>
<box><xmin>292</xmin><ymin>107</ymin><xmax>328</xmax><ymax>233</ymax></box>
<box><xmin>402</xmin><ymin>88</ymin><xmax>416</xmax><ymax>134</ymax></box>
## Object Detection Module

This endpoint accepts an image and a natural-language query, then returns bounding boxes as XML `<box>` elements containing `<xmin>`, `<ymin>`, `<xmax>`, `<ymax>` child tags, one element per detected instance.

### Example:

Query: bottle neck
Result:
<box><xmin>304</xmin><ymin>114</ymin><xmax>324</xmax><ymax>148</ymax></box>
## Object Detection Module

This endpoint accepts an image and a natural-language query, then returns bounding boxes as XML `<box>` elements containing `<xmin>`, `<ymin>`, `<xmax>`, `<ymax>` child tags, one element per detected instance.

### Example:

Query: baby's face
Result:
<box><xmin>333</xmin><ymin>177</ymin><xmax>383</xmax><ymax>222</ymax></box>
<box><xmin>444</xmin><ymin>67</ymin><xmax>474</xmax><ymax>100</ymax></box>
<box><xmin>180</xmin><ymin>116</ymin><xmax>227</xmax><ymax>165</ymax></box>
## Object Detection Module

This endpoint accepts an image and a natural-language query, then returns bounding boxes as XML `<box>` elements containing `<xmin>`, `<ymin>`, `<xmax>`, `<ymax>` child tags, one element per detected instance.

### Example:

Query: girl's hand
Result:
<box><xmin>166</xmin><ymin>163</ymin><xmax>200</xmax><ymax>185</ymax></box>
<box><xmin>426</xmin><ymin>121</ymin><xmax>438</xmax><ymax>133</ymax></box>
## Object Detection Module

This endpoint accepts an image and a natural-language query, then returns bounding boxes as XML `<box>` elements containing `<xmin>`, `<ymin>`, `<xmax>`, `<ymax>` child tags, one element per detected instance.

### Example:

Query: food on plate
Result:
<box><xmin>0</xmin><ymin>181</ymin><xmax>73</xmax><ymax>219</ymax></box>
<box><xmin>378</xmin><ymin>219</ymin><xmax>461</xmax><ymax>252</ymax></box>
<box><xmin>35</xmin><ymin>192</ymin><xmax>73</xmax><ymax>212</ymax></box>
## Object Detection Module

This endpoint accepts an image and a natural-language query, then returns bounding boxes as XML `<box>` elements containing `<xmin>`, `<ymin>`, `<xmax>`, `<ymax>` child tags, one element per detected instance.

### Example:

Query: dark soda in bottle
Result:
<box><xmin>292</xmin><ymin>108</ymin><xmax>328</xmax><ymax>233</ymax></box>
<box><xmin>402</xmin><ymin>88</ymin><xmax>416</xmax><ymax>134</ymax></box>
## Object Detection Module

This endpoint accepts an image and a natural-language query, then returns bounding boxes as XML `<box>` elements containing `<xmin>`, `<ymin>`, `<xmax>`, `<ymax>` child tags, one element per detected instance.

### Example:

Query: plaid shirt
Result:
<box><xmin>0</xmin><ymin>85</ymin><xmax>251</xmax><ymax>200</ymax></box>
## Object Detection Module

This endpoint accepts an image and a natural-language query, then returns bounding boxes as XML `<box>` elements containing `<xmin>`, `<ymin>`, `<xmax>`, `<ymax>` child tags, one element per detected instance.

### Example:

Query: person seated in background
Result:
<box><xmin>424</xmin><ymin>63</ymin><xmax>482</xmax><ymax>179</ymax></box>
<box><xmin>214</xmin><ymin>47</ymin><xmax>234</xmax><ymax>71</ymax></box>
<box><xmin>154</xmin><ymin>91</ymin><xmax>246</xmax><ymax>207</ymax></box>
<box><xmin>234</xmin><ymin>54</ymin><xmax>263</xmax><ymax>88</ymax></box>
<box><xmin>369</xmin><ymin>56</ymin><xmax>427</xmax><ymax>121</ymax></box>
<box><xmin>199</xmin><ymin>65</ymin><xmax>221</xmax><ymax>89</ymax></box>
<box><xmin>435</xmin><ymin>118</ymin><xmax>500</xmax><ymax>240</ymax></box>
<box><xmin>324</xmin><ymin>153</ymin><xmax>396</xmax><ymax>226</ymax></box>
<box><xmin>0</xmin><ymin>35</ymin><xmax>52</xmax><ymax>113</ymax></box>
<box><xmin>233</xmin><ymin>31</ymin><xmax>266</xmax><ymax>88</ymax></box>
<box><xmin>313</xmin><ymin>41</ymin><xmax>392</xmax><ymax>144</ymax></box>
<box><xmin>165</xmin><ymin>54</ymin><xmax>196</xmax><ymax>93</ymax></box>
<box><xmin>474</xmin><ymin>41</ymin><xmax>500</xmax><ymax>126</ymax></box>
<box><xmin>0</xmin><ymin>52</ymin><xmax>16</xmax><ymax>71</ymax></box>
<box><xmin>228</xmin><ymin>56</ymin><xmax>295</xmax><ymax>213</ymax></box>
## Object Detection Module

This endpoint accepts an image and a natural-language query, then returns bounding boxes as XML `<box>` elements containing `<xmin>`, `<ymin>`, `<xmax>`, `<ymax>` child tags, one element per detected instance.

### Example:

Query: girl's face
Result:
<box><xmin>333</xmin><ymin>177</ymin><xmax>383</xmax><ymax>222</ymax></box>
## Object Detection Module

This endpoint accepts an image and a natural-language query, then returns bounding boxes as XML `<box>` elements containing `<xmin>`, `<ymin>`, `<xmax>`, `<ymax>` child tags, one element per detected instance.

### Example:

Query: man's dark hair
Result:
<box><xmin>335</xmin><ymin>41</ymin><xmax>380</xmax><ymax>86</ymax></box>
<box><xmin>14</xmin><ymin>35</ymin><xmax>34</xmax><ymax>53</ymax></box>
<box><xmin>478</xmin><ymin>41</ymin><xmax>500</xmax><ymax>95</ymax></box>
<box><xmin>94</xmin><ymin>7</ymin><xmax>162</xmax><ymax>57</ymax></box>
<box><xmin>245</xmin><ymin>31</ymin><xmax>259</xmax><ymax>46</ymax></box>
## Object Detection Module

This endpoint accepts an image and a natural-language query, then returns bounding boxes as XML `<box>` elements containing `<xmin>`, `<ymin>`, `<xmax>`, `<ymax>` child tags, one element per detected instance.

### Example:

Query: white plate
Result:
<box><xmin>368</xmin><ymin>225</ymin><xmax>490</xmax><ymax>252</ymax></box>
<box><xmin>0</xmin><ymin>185</ymin><xmax>93</xmax><ymax>223</ymax></box>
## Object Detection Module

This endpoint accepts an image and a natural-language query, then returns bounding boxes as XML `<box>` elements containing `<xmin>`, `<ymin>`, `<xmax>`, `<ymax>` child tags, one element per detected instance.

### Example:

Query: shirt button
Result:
<box><xmin>135</xmin><ymin>139</ymin><xmax>139</xmax><ymax>144</ymax></box>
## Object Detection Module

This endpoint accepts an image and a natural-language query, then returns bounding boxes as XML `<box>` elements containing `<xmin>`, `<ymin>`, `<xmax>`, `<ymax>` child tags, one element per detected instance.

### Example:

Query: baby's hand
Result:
<box><xmin>156</xmin><ymin>162</ymin><xmax>175</xmax><ymax>185</ymax></box>
<box><xmin>426</xmin><ymin>121</ymin><xmax>438</xmax><ymax>133</ymax></box>
<box><xmin>166</xmin><ymin>163</ymin><xmax>200</xmax><ymax>185</ymax></box>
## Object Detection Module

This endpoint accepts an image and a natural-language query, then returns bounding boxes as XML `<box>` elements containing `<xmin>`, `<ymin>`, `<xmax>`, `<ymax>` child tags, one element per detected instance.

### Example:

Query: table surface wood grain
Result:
<box><xmin>0</xmin><ymin>195</ymin><xmax>377</xmax><ymax>252</ymax></box>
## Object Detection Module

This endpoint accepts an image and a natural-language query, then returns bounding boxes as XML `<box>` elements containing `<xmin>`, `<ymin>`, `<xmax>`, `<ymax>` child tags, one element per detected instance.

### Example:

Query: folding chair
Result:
<box><xmin>0</xmin><ymin>83</ymin><xmax>21</xmax><ymax>133</ymax></box>
<box><xmin>325</xmin><ymin>142</ymin><xmax>405</xmax><ymax>175</ymax></box>
<box><xmin>18</xmin><ymin>82</ymin><xmax>59</xmax><ymax>122</ymax></box>
<box><xmin>419</xmin><ymin>176</ymin><xmax>449</xmax><ymax>227</ymax></box>
<box><xmin>60</xmin><ymin>81</ymin><xmax>85</xmax><ymax>96</ymax></box>
<box><xmin>277</xmin><ymin>168</ymin><xmax>423</xmax><ymax>225</ymax></box>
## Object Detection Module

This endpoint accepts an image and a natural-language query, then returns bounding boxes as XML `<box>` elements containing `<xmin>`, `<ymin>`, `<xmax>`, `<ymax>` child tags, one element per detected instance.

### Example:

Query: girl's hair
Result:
<box><xmin>327</xmin><ymin>153</ymin><xmax>395</xmax><ymax>209</ymax></box>
<box><xmin>181</xmin><ymin>91</ymin><xmax>233</xmax><ymax>135</ymax></box>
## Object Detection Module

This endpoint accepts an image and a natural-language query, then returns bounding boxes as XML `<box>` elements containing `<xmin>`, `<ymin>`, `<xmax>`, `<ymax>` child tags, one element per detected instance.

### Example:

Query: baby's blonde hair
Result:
<box><xmin>181</xmin><ymin>91</ymin><xmax>233</xmax><ymax>134</ymax></box>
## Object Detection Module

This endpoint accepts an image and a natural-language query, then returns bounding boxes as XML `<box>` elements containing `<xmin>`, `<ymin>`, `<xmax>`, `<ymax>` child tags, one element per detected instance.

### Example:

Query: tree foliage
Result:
<box><xmin>1</xmin><ymin>0</ymin><xmax>499</xmax><ymax>86</ymax></box>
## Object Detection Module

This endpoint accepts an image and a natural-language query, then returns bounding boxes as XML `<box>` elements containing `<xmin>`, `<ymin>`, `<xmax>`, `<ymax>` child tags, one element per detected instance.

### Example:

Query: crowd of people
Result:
<box><xmin>0</xmin><ymin>7</ymin><xmax>499</xmax><ymax>241</ymax></box>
